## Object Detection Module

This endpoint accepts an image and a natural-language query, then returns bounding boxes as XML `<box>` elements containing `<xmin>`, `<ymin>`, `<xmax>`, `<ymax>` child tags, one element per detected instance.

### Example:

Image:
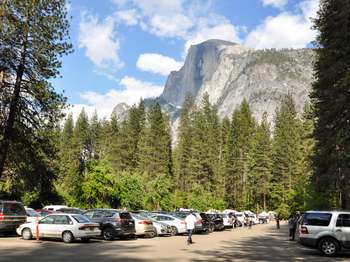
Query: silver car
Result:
<box><xmin>299</xmin><ymin>210</ymin><xmax>350</xmax><ymax>256</ymax></box>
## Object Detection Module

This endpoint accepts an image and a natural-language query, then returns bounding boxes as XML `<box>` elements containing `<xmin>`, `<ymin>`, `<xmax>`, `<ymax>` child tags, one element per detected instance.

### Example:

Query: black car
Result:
<box><xmin>206</xmin><ymin>213</ymin><xmax>225</xmax><ymax>231</ymax></box>
<box><xmin>0</xmin><ymin>200</ymin><xmax>26</xmax><ymax>235</ymax></box>
<box><xmin>83</xmin><ymin>209</ymin><xmax>135</xmax><ymax>240</ymax></box>
<box><xmin>199</xmin><ymin>212</ymin><xmax>215</xmax><ymax>233</ymax></box>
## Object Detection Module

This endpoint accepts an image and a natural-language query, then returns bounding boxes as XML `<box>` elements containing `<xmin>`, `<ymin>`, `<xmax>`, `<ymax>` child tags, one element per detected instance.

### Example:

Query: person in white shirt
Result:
<box><xmin>185</xmin><ymin>211</ymin><xmax>197</xmax><ymax>245</ymax></box>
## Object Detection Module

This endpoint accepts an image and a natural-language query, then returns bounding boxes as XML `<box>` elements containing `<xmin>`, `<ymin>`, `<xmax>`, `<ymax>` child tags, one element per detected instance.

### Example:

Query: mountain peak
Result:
<box><xmin>194</xmin><ymin>39</ymin><xmax>238</xmax><ymax>47</ymax></box>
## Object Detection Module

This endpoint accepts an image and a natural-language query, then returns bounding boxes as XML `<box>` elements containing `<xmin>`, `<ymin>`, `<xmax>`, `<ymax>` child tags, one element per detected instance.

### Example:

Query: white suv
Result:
<box><xmin>299</xmin><ymin>211</ymin><xmax>350</xmax><ymax>256</ymax></box>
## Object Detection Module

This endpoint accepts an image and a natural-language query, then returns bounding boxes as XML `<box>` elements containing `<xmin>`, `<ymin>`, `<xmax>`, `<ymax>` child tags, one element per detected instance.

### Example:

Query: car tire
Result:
<box><xmin>171</xmin><ymin>226</ymin><xmax>178</xmax><ymax>236</ymax></box>
<box><xmin>81</xmin><ymin>237</ymin><xmax>90</xmax><ymax>243</ymax></box>
<box><xmin>209</xmin><ymin>224</ymin><xmax>215</xmax><ymax>233</ymax></box>
<box><xmin>22</xmin><ymin>228</ymin><xmax>32</xmax><ymax>240</ymax></box>
<box><xmin>102</xmin><ymin>227</ymin><xmax>115</xmax><ymax>241</ymax></box>
<box><xmin>62</xmin><ymin>231</ymin><xmax>74</xmax><ymax>243</ymax></box>
<box><xmin>318</xmin><ymin>237</ymin><xmax>340</xmax><ymax>257</ymax></box>
<box><xmin>148</xmin><ymin>229</ymin><xmax>156</xmax><ymax>238</ymax></box>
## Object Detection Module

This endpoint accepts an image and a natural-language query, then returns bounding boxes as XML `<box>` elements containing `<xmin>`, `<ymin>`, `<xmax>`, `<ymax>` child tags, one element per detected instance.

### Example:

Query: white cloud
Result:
<box><xmin>185</xmin><ymin>22</ymin><xmax>241</xmax><ymax>52</ymax></box>
<box><xmin>261</xmin><ymin>0</ymin><xmax>288</xmax><ymax>9</ymax></box>
<box><xmin>149</xmin><ymin>14</ymin><xmax>193</xmax><ymax>38</ymax></box>
<box><xmin>71</xmin><ymin>76</ymin><xmax>163</xmax><ymax>119</ymax></box>
<box><xmin>137</xmin><ymin>53</ymin><xmax>183</xmax><ymax>76</ymax></box>
<box><xmin>115</xmin><ymin>9</ymin><xmax>140</xmax><ymax>25</ymax></box>
<box><xmin>245</xmin><ymin>0</ymin><xmax>319</xmax><ymax>49</ymax></box>
<box><xmin>78</xmin><ymin>13</ymin><xmax>124</xmax><ymax>70</ymax></box>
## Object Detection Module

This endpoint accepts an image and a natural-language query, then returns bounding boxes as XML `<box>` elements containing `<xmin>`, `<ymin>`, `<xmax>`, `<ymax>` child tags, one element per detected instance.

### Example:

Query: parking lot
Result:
<box><xmin>1</xmin><ymin>223</ymin><xmax>349</xmax><ymax>262</ymax></box>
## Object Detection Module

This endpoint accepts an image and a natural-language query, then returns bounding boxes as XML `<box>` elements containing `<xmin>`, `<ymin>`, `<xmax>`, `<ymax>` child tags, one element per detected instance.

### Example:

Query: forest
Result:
<box><xmin>1</xmin><ymin>0</ymin><xmax>349</xmax><ymax>217</ymax></box>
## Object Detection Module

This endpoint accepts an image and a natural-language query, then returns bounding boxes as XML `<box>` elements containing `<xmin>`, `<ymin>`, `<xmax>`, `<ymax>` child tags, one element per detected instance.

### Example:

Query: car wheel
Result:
<box><xmin>209</xmin><ymin>224</ymin><xmax>215</xmax><ymax>233</ymax></box>
<box><xmin>62</xmin><ymin>231</ymin><xmax>74</xmax><ymax>243</ymax></box>
<box><xmin>148</xmin><ymin>229</ymin><xmax>156</xmax><ymax>238</ymax></box>
<box><xmin>81</xmin><ymin>237</ymin><xmax>90</xmax><ymax>243</ymax></box>
<box><xmin>22</xmin><ymin>228</ymin><xmax>32</xmax><ymax>240</ymax></box>
<box><xmin>102</xmin><ymin>227</ymin><xmax>115</xmax><ymax>241</ymax></box>
<box><xmin>170</xmin><ymin>226</ymin><xmax>178</xmax><ymax>236</ymax></box>
<box><xmin>318</xmin><ymin>238</ymin><xmax>339</xmax><ymax>257</ymax></box>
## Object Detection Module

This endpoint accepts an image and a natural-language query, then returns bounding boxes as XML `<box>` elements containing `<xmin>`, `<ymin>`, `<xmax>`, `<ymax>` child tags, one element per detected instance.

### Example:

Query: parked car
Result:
<box><xmin>299</xmin><ymin>210</ymin><xmax>350</xmax><ymax>256</ymax></box>
<box><xmin>173</xmin><ymin>211</ymin><xmax>205</xmax><ymax>233</ymax></box>
<box><xmin>234</xmin><ymin>212</ymin><xmax>245</xmax><ymax>226</ymax></box>
<box><xmin>199</xmin><ymin>212</ymin><xmax>215</xmax><ymax>233</ymax></box>
<box><xmin>56</xmin><ymin>208</ymin><xmax>85</xmax><ymax>214</ymax></box>
<box><xmin>219</xmin><ymin>213</ymin><xmax>234</xmax><ymax>229</ymax></box>
<box><xmin>132</xmin><ymin>214</ymin><xmax>156</xmax><ymax>238</ymax></box>
<box><xmin>36</xmin><ymin>209</ymin><xmax>55</xmax><ymax>217</ymax></box>
<box><xmin>206</xmin><ymin>213</ymin><xmax>225</xmax><ymax>231</ymax></box>
<box><xmin>258</xmin><ymin>212</ymin><xmax>270</xmax><ymax>224</ymax></box>
<box><xmin>17</xmin><ymin>213</ymin><xmax>100</xmax><ymax>243</ymax></box>
<box><xmin>25</xmin><ymin>208</ymin><xmax>41</xmax><ymax>223</ymax></box>
<box><xmin>0</xmin><ymin>200</ymin><xmax>26</xmax><ymax>235</ymax></box>
<box><xmin>83</xmin><ymin>209</ymin><xmax>135</xmax><ymax>240</ymax></box>
<box><xmin>150</xmin><ymin>214</ymin><xmax>187</xmax><ymax>235</ymax></box>
<box><xmin>137</xmin><ymin>212</ymin><xmax>172</xmax><ymax>236</ymax></box>
<box><xmin>42</xmin><ymin>205</ymin><xmax>68</xmax><ymax>211</ymax></box>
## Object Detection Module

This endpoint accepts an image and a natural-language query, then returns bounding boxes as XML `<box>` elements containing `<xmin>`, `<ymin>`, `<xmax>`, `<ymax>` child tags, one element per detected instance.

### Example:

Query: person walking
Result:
<box><xmin>288</xmin><ymin>215</ymin><xmax>297</xmax><ymax>241</ymax></box>
<box><xmin>276</xmin><ymin>214</ymin><xmax>280</xmax><ymax>229</ymax></box>
<box><xmin>185</xmin><ymin>211</ymin><xmax>197</xmax><ymax>245</ymax></box>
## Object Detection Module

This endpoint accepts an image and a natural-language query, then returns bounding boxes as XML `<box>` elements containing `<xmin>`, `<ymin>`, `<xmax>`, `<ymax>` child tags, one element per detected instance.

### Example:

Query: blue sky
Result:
<box><xmin>52</xmin><ymin>0</ymin><xmax>319</xmax><ymax>119</ymax></box>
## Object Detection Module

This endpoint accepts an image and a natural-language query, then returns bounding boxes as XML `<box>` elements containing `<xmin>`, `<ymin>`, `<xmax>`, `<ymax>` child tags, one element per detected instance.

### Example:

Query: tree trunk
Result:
<box><xmin>0</xmin><ymin>39</ymin><xmax>27</xmax><ymax>179</ymax></box>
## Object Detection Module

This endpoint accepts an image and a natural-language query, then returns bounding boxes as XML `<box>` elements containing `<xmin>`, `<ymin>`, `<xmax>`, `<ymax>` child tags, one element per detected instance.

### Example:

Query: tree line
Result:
<box><xmin>1</xmin><ymin>0</ymin><xmax>350</xmax><ymax>216</ymax></box>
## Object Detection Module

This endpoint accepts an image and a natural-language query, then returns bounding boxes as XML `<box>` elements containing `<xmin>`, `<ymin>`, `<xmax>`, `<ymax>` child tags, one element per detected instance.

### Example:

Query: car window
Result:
<box><xmin>103</xmin><ymin>211</ymin><xmax>116</xmax><ymax>218</ymax></box>
<box><xmin>3</xmin><ymin>202</ymin><xmax>26</xmax><ymax>216</ymax></box>
<box><xmin>120</xmin><ymin>212</ymin><xmax>132</xmax><ymax>219</ymax></box>
<box><xmin>40</xmin><ymin>216</ymin><xmax>55</xmax><ymax>224</ymax></box>
<box><xmin>93</xmin><ymin>211</ymin><xmax>104</xmax><ymax>219</ymax></box>
<box><xmin>336</xmin><ymin>214</ymin><xmax>350</xmax><ymax>227</ymax></box>
<box><xmin>26</xmin><ymin>210</ymin><xmax>39</xmax><ymax>217</ymax></box>
<box><xmin>54</xmin><ymin>215</ymin><xmax>72</xmax><ymax>225</ymax></box>
<box><xmin>303</xmin><ymin>213</ymin><xmax>332</xmax><ymax>226</ymax></box>
<box><xmin>84</xmin><ymin>211</ymin><xmax>94</xmax><ymax>219</ymax></box>
<box><xmin>73</xmin><ymin>215</ymin><xmax>90</xmax><ymax>223</ymax></box>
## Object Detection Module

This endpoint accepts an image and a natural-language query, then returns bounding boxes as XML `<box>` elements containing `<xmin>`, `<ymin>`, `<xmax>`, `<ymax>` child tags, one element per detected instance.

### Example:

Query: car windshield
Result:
<box><xmin>72</xmin><ymin>215</ymin><xmax>90</xmax><ymax>223</ymax></box>
<box><xmin>26</xmin><ymin>209</ymin><xmax>39</xmax><ymax>217</ymax></box>
<box><xmin>132</xmin><ymin>214</ymin><xmax>146</xmax><ymax>220</ymax></box>
<box><xmin>120</xmin><ymin>212</ymin><xmax>132</xmax><ymax>219</ymax></box>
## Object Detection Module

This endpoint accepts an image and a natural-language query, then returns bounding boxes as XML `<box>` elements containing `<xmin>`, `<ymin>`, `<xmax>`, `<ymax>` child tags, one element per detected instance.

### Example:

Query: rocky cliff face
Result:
<box><xmin>160</xmin><ymin>39</ymin><xmax>315</xmax><ymax>123</ymax></box>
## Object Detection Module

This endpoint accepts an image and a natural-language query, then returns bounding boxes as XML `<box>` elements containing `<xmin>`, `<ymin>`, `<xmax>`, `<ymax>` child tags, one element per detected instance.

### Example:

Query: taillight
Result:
<box><xmin>181</xmin><ymin>221</ymin><xmax>186</xmax><ymax>224</ymax></box>
<box><xmin>300</xmin><ymin>226</ymin><xmax>309</xmax><ymax>234</ymax></box>
<box><xmin>0</xmin><ymin>213</ymin><xmax>4</xmax><ymax>221</ymax></box>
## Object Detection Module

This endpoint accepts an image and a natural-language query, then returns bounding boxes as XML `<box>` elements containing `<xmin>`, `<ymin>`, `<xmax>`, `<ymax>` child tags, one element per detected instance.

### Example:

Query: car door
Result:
<box><xmin>335</xmin><ymin>213</ymin><xmax>350</xmax><ymax>248</ymax></box>
<box><xmin>53</xmin><ymin>215</ymin><xmax>73</xmax><ymax>238</ymax></box>
<box><xmin>38</xmin><ymin>215</ymin><xmax>56</xmax><ymax>238</ymax></box>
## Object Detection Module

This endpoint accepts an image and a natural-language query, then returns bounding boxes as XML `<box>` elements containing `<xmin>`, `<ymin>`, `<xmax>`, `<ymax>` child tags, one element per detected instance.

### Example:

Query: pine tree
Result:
<box><xmin>139</xmin><ymin>103</ymin><xmax>172</xmax><ymax>176</ymax></box>
<box><xmin>271</xmin><ymin>95</ymin><xmax>301</xmax><ymax>217</ymax></box>
<box><xmin>250</xmin><ymin>113</ymin><xmax>272</xmax><ymax>211</ymax></box>
<box><xmin>0</xmin><ymin>0</ymin><xmax>72</xmax><ymax>178</ymax></box>
<box><xmin>312</xmin><ymin>0</ymin><xmax>350</xmax><ymax>208</ymax></box>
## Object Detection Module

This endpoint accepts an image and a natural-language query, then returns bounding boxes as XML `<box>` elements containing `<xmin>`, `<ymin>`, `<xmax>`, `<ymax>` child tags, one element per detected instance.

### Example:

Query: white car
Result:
<box><xmin>150</xmin><ymin>214</ymin><xmax>187</xmax><ymax>235</ymax></box>
<box><xmin>152</xmin><ymin>221</ymin><xmax>172</xmax><ymax>236</ymax></box>
<box><xmin>234</xmin><ymin>212</ymin><xmax>245</xmax><ymax>226</ymax></box>
<box><xmin>220</xmin><ymin>213</ymin><xmax>233</xmax><ymax>228</ymax></box>
<box><xmin>16</xmin><ymin>214</ymin><xmax>100</xmax><ymax>243</ymax></box>
<box><xmin>25</xmin><ymin>208</ymin><xmax>41</xmax><ymax>223</ymax></box>
<box><xmin>42</xmin><ymin>205</ymin><xmax>68</xmax><ymax>211</ymax></box>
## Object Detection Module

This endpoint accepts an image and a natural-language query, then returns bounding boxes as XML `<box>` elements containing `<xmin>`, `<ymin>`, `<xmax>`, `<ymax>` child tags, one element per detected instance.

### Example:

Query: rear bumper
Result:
<box><xmin>299</xmin><ymin>237</ymin><xmax>318</xmax><ymax>248</ymax></box>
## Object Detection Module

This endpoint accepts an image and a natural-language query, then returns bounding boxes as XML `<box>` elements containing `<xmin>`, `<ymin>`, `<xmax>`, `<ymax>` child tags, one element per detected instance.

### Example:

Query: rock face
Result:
<box><xmin>160</xmin><ymin>39</ymin><xmax>315</xmax><ymax>123</ymax></box>
<box><xmin>112</xmin><ymin>103</ymin><xmax>130</xmax><ymax>122</ymax></box>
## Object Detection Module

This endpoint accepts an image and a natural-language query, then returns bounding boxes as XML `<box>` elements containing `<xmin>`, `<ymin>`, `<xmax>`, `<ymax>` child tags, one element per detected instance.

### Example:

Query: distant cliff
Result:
<box><xmin>160</xmin><ymin>39</ymin><xmax>314</xmax><ymax>123</ymax></box>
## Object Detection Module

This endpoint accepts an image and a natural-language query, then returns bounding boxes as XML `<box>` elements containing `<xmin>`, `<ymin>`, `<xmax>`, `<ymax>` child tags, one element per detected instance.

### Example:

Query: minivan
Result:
<box><xmin>0</xmin><ymin>200</ymin><xmax>26</xmax><ymax>235</ymax></box>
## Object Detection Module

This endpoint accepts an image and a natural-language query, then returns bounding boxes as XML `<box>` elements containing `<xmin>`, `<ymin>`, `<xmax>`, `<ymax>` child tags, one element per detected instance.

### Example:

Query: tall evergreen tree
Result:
<box><xmin>271</xmin><ymin>95</ymin><xmax>301</xmax><ymax>216</ymax></box>
<box><xmin>139</xmin><ymin>103</ymin><xmax>172</xmax><ymax>176</ymax></box>
<box><xmin>0</xmin><ymin>0</ymin><xmax>72</xmax><ymax>178</ymax></box>
<box><xmin>312</xmin><ymin>0</ymin><xmax>350</xmax><ymax>208</ymax></box>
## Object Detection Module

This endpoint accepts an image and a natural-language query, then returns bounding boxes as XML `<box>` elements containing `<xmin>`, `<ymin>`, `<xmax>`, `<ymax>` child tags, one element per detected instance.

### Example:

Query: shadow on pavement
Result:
<box><xmin>0</xmin><ymin>238</ymin><xmax>151</xmax><ymax>262</ymax></box>
<box><xmin>191</xmin><ymin>224</ymin><xmax>350</xmax><ymax>262</ymax></box>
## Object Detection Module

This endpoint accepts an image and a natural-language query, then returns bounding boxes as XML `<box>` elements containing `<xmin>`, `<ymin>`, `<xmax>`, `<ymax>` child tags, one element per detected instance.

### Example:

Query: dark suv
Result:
<box><xmin>199</xmin><ymin>212</ymin><xmax>215</xmax><ymax>233</ymax></box>
<box><xmin>0</xmin><ymin>200</ymin><xmax>26</xmax><ymax>235</ymax></box>
<box><xmin>206</xmin><ymin>213</ymin><xmax>225</xmax><ymax>231</ymax></box>
<box><xmin>83</xmin><ymin>209</ymin><xmax>135</xmax><ymax>240</ymax></box>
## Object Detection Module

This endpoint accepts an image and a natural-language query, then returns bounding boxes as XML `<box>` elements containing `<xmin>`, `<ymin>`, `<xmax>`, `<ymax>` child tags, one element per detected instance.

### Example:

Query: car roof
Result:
<box><xmin>305</xmin><ymin>210</ymin><xmax>350</xmax><ymax>214</ymax></box>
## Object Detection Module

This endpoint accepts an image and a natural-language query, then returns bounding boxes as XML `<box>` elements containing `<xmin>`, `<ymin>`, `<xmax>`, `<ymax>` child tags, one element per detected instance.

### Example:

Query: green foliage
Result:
<box><xmin>145</xmin><ymin>174</ymin><xmax>173</xmax><ymax>211</ymax></box>
<box><xmin>117</xmin><ymin>172</ymin><xmax>145</xmax><ymax>210</ymax></box>
<box><xmin>312</xmin><ymin>0</ymin><xmax>350</xmax><ymax>209</ymax></box>
<box><xmin>81</xmin><ymin>162</ymin><xmax>117</xmax><ymax>208</ymax></box>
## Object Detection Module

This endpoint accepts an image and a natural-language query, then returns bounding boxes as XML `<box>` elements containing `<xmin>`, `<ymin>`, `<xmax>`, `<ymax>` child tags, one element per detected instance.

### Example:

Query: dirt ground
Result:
<box><xmin>1</xmin><ymin>222</ymin><xmax>349</xmax><ymax>262</ymax></box>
